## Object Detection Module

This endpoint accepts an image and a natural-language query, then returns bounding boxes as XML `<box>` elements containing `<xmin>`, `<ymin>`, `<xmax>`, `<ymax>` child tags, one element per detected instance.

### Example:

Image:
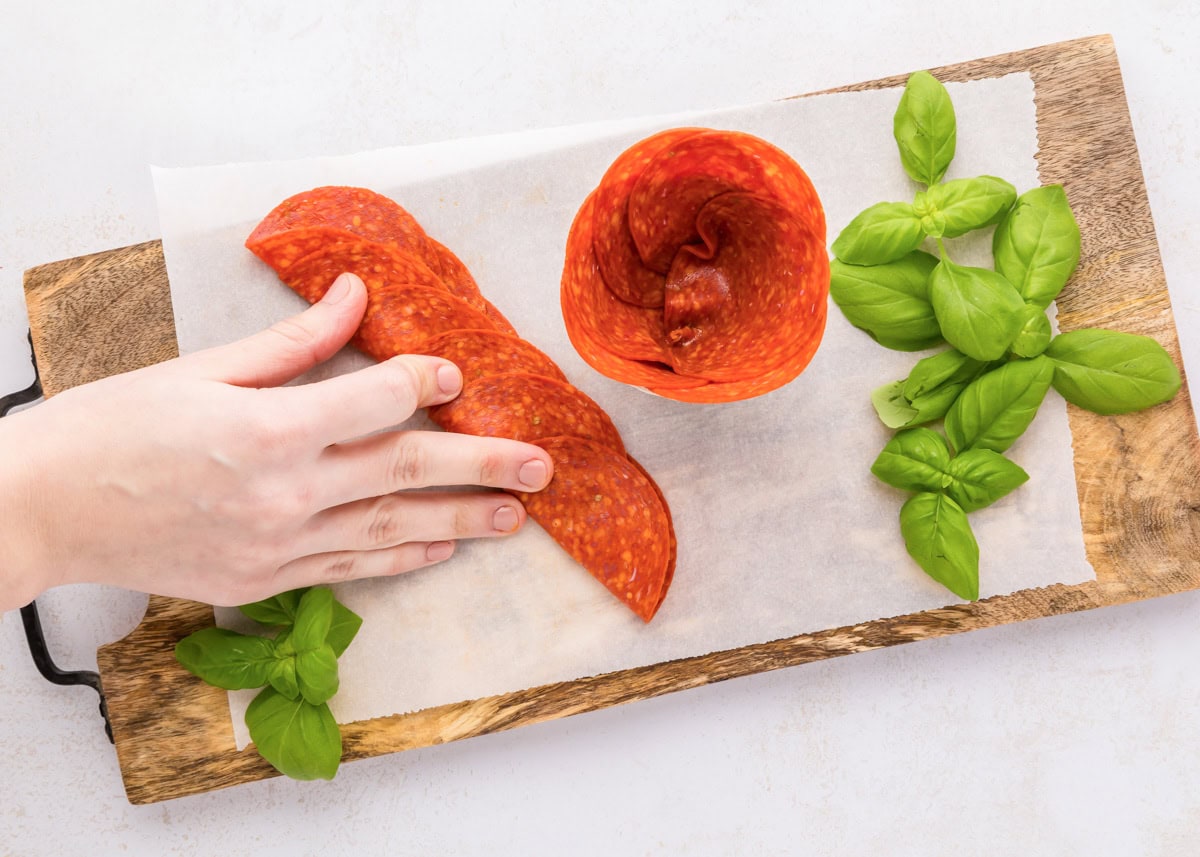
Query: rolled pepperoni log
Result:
<box><xmin>247</xmin><ymin>187</ymin><xmax>675</xmax><ymax>622</ymax></box>
<box><xmin>562</xmin><ymin>129</ymin><xmax>830</xmax><ymax>403</ymax></box>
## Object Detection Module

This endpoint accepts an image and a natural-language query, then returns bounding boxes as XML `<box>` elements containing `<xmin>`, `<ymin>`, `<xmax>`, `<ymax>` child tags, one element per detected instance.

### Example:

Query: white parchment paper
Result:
<box><xmin>153</xmin><ymin>74</ymin><xmax>1093</xmax><ymax>749</ymax></box>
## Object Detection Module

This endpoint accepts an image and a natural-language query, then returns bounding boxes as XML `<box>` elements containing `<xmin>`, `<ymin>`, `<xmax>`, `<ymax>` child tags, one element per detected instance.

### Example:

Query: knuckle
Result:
<box><xmin>323</xmin><ymin>554</ymin><xmax>358</xmax><ymax>583</ymax></box>
<box><xmin>366</xmin><ymin>498</ymin><xmax>404</xmax><ymax>546</ymax></box>
<box><xmin>451</xmin><ymin>502</ymin><xmax>474</xmax><ymax>538</ymax></box>
<box><xmin>477</xmin><ymin>451</ymin><xmax>505</xmax><ymax>486</ymax></box>
<box><xmin>387</xmin><ymin>436</ymin><xmax>428</xmax><ymax>488</ymax></box>
<box><xmin>383</xmin><ymin>358</ymin><xmax>425</xmax><ymax>415</ymax></box>
<box><xmin>268</xmin><ymin>317</ymin><xmax>323</xmax><ymax>366</ymax></box>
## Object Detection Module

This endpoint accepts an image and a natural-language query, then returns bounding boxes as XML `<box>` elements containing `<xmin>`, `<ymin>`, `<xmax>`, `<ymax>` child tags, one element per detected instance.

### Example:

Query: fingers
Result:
<box><xmin>313</xmin><ymin>430</ymin><xmax>554</xmax><ymax>508</ymax></box>
<box><xmin>271</xmin><ymin>540</ymin><xmax>457</xmax><ymax>591</ymax></box>
<box><xmin>292</xmin><ymin>491</ymin><xmax>526</xmax><ymax>556</ymax></box>
<box><xmin>186</xmin><ymin>272</ymin><xmax>368</xmax><ymax>388</ymax></box>
<box><xmin>284</xmin><ymin>354</ymin><xmax>464</xmax><ymax>445</ymax></box>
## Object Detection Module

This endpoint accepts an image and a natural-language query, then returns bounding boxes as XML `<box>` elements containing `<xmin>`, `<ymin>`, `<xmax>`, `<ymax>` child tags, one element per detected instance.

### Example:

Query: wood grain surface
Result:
<box><xmin>23</xmin><ymin>35</ymin><xmax>1200</xmax><ymax>804</ymax></box>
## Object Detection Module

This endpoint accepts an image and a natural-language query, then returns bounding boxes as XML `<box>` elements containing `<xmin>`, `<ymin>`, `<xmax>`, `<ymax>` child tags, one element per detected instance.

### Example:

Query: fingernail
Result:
<box><xmin>324</xmin><ymin>272</ymin><xmax>355</xmax><ymax>304</ymax></box>
<box><xmin>518</xmin><ymin>458</ymin><xmax>549</xmax><ymax>490</ymax></box>
<box><xmin>492</xmin><ymin>505</ymin><xmax>520</xmax><ymax>533</ymax></box>
<box><xmin>426</xmin><ymin>541</ymin><xmax>454</xmax><ymax>562</ymax></box>
<box><xmin>436</xmin><ymin>363</ymin><xmax>462</xmax><ymax>395</ymax></box>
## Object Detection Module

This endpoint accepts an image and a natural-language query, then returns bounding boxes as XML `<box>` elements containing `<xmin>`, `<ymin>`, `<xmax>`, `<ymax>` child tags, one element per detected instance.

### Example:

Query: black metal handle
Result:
<box><xmin>3</xmin><ymin>331</ymin><xmax>114</xmax><ymax>743</ymax></box>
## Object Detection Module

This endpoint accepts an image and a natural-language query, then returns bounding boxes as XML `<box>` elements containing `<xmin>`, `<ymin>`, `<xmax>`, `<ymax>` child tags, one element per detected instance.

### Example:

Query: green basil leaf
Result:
<box><xmin>871</xmin><ymin>428</ymin><xmax>952</xmax><ymax>493</ymax></box>
<box><xmin>239</xmin><ymin>588</ymin><xmax>310</xmax><ymax>627</ymax></box>
<box><xmin>871</xmin><ymin>380</ymin><xmax>919</xmax><ymax>429</ymax></box>
<box><xmin>943</xmin><ymin>449</ymin><xmax>1030</xmax><ymax>512</ymax></box>
<box><xmin>292</xmin><ymin>587</ymin><xmax>335</xmax><ymax>652</ymax></box>
<box><xmin>899</xmin><ymin>493</ymin><xmax>978</xmax><ymax>601</ymax></box>
<box><xmin>245</xmin><ymin>687</ymin><xmax>342</xmax><ymax>781</ymax></box>
<box><xmin>993</xmin><ymin>185</ymin><xmax>1081</xmax><ymax>309</ymax></box>
<box><xmin>893</xmin><ymin>70</ymin><xmax>956</xmax><ymax>186</ymax></box>
<box><xmin>830</xmin><ymin>251</ymin><xmax>942</xmax><ymax>351</ymax></box>
<box><xmin>296</xmin><ymin>644</ymin><xmax>340</xmax><ymax>706</ymax></box>
<box><xmin>327</xmin><ymin>600</ymin><xmax>364</xmax><ymax>658</ymax></box>
<box><xmin>929</xmin><ymin>258</ymin><xmax>1025</xmax><ymax>361</ymax></box>
<box><xmin>944</xmin><ymin>356</ymin><xmax>1055</xmax><ymax>453</ymax></box>
<box><xmin>1010</xmin><ymin>304</ymin><xmax>1053</xmax><ymax>358</ymax></box>
<box><xmin>926</xmin><ymin>176</ymin><xmax>1016</xmax><ymax>238</ymax></box>
<box><xmin>905</xmin><ymin>382</ymin><xmax>969</xmax><ymax>426</ymax></box>
<box><xmin>902</xmin><ymin>349</ymin><xmax>985</xmax><ymax>400</ymax></box>
<box><xmin>174</xmin><ymin>628</ymin><xmax>277</xmax><ymax>691</ymax></box>
<box><xmin>831</xmin><ymin>201</ymin><xmax>924</xmax><ymax>265</ymax></box>
<box><xmin>1045</xmin><ymin>329</ymin><xmax>1182</xmax><ymax>415</ymax></box>
<box><xmin>268</xmin><ymin>655</ymin><xmax>299</xmax><ymax>699</ymax></box>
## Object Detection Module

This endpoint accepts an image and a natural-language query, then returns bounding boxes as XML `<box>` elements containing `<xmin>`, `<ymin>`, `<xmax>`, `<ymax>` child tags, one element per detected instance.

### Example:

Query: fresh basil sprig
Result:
<box><xmin>944</xmin><ymin>356</ymin><xmax>1055</xmax><ymax>454</ymax></box>
<box><xmin>899</xmin><ymin>492</ymin><xmax>978</xmax><ymax>601</ymax></box>
<box><xmin>828</xmin><ymin>70</ymin><xmax>1182</xmax><ymax>602</ymax></box>
<box><xmin>830</xmin><ymin>251</ymin><xmax>941</xmax><ymax>351</ymax></box>
<box><xmin>993</xmin><ymin>185</ymin><xmax>1081</xmax><ymax>308</ymax></box>
<box><xmin>893</xmin><ymin>70</ymin><xmax>956</xmax><ymax>186</ymax></box>
<box><xmin>175</xmin><ymin>586</ymin><xmax>362</xmax><ymax>781</ymax></box>
<box><xmin>830</xmin><ymin>202</ymin><xmax>924</xmax><ymax>265</ymax></box>
<box><xmin>928</xmin><ymin>257</ymin><xmax>1025</xmax><ymax>361</ymax></box>
<box><xmin>1045</xmin><ymin>329</ymin><xmax>1181</xmax><ymax>414</ymax></box>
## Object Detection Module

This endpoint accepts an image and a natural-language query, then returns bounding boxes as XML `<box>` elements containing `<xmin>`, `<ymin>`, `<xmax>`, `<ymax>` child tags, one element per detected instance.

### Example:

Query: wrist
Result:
<box><xmin>0</xmin><ymin>412</ymin><xmax>58</xmax><ymax>610</ymax></box>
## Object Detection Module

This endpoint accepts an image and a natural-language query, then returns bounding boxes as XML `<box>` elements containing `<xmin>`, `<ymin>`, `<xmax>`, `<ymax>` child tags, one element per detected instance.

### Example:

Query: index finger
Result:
<box><xmin>285</xmin><ymin>354</ymin><xmax>464</xmax><ymax>444</ymax></box>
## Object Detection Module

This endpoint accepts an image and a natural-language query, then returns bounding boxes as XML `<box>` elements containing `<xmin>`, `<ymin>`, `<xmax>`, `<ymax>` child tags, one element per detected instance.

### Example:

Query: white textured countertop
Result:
<box><xmin>2</xmin><ymin>3</ymin><xmax>1199</xmax><ymax>854</ymax></box>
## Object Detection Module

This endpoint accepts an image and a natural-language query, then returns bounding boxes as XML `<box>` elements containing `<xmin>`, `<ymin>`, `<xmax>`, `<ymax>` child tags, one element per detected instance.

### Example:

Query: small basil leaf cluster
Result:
<box><xmin>830</xmin><ymin>71</ymin><xmax>1182</xmax><ymax>600</ymax></box>
<box><xmin>175</xmin><ymin>587</ymin><xmax>363</xmax><ymax>781</ymax></box>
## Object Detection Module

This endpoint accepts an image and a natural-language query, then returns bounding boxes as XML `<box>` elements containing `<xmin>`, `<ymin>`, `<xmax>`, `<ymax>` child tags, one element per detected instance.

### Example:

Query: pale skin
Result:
<box><xmin>0</xmin><ymin>272</ymin><xmax>553</xmax><ymax>612</ymax></box>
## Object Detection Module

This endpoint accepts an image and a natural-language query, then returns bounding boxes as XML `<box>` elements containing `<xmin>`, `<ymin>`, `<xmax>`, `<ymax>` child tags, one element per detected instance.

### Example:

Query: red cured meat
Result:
<box><xmin>247</xmin><ymin>186</ymin><xmax>432</xmax><ymax>262</ymax></box>
<box><xmin>515</xmin><ymin>436</ymin><xmax>674</xmax><ymax>622</ymax></box>
<box><xmin>354</xmin><ymin>283</ymin><xmax>497</xmax><ymax>361</ymax></box>
<box><xmin>561</xmin><ymin>195</ymin><xmax>711</xmax><ymax>391</ymax></box>
<box><xmin>419</xmin><ymin>329</ymin><xmax>568</xmax><ymax>386</ymax></box>
<box><xmin>591</xmin><ymin>127</ymin><xmax>705</xmax><ymax>307</ymax></box>
<box><xmin>561</xmin><ymin>128</ymin><xmax>829</xmax><ymax>402</ymax></box>
<box><xmin>278</xmin><ymin>237</ymin><xmax>445</xmax><ymax>305</ymax></box>
<box><xmin>429</xmin><ymin>372</ymin><xmax>625</xmax><ymax>454</ymax></box>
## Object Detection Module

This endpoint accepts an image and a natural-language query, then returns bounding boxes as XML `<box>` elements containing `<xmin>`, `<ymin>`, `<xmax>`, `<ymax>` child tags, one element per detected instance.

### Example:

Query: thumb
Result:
<box><xmin>188</xmin><ymin>272</ymin><xmax>368</xmax><ymax>388</ymax></box>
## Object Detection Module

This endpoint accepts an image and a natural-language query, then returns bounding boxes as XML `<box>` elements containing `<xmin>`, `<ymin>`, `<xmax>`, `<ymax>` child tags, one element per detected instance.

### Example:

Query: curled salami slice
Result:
<box><xmin>246</xmin><ymin>186</ymin><xmax>431</xmax><ymax>264</ymax></box>
<box><xmin>662</xmin><ymin>192</ymin><xmax>827</xmax><ymax>382</ymax></box>
<box><xmin>561</xmin><ymin>194</ymin><xmax>711</xmax><ymax>391</ymax></box>
<box><xmin>591</xmin><ymin>127</ymin><xmax>705</xmax><ymax>307</ymax></box>
<box><xmin>425</xmin><ymin>237</ymin><xmax>484</xmax><ymax>308</ymax></box>
<box><xmin>279</xmin><ymin>237</ymin><xmax>445</xmax><ymax>305</ymax></box>
<box><xmin>515</xmin><ymin>436</ymin><xmax>674</xmax><ymax>623</ymax></box>
<box><xmin>562</xmin><ymin>128</ymin><xmax>829</xmax><ymax>402</ymax></box>
<box><xmin>429</xmin><ymin>372</ymin><xmax>625</xmax><ymax>454</ymax></box>
<box><xmin>627</xmin><ymin>130</ymin><xmax>823</xmax><ymax>273</ymax></box>
<box><xmin>419</xmin><ymin>329</ymin><xmax>568</xmax><ymax>385</ymax></box>
<box><xmin>354</xmin><ymin>283</ymin><xmax>496</xmax><ymax>361</ymax></box>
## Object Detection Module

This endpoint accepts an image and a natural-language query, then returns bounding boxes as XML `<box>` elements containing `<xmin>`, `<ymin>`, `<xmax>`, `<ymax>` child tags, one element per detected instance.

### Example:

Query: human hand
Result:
<box><xmin>0</xmin><ymin>272</ymin><xmax>553</xmax><ymax>611</ymax></box>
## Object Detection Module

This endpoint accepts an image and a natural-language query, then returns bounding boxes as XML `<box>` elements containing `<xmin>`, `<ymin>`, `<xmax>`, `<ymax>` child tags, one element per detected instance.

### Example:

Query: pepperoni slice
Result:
<box><xmin>353</xmin><ymin>283</ymin><xmax>497</xmax><ymax>361</ymax></box>
<box><xmin>591</xmin><ymin>128</ymin><xmax>706</xmax><ymax>307</ymax></box>
<box><xmin>515</xmin><ymin>436</ymin><xmax>674</xmax><ymax>623</ymax></box>
<box><xmin>627</xmin><ymin>130</ymin><xmax>824</xmax><ymax>273</ymax></box>
<box><xmin>429</xmin><ymin>373</ymin><xmax>625</xmax><ymax>454</ymax></box>
<box><xmin>663</xmin><ymin>193</ymin><xmax>825</xmax><ymax>382</ymax></box>
<box><xmin>561</xmin><ymin>128</ymin><xmax>829</xmax><ymax>402</ymax></box>
<box><xmin>419</xmin><ymin>329</ymin><xmax>568</xmax><ymax>385</ymax></box>
<box><xmin>246</xmin><ymin>186</ymin><xmax>432</xmax><ymax>262</ymax></box>
<box><xmin>278</xmin><ymin>237</ymin><xmax>445</xmax><ymax>306</ymax></box>
<box><xmin>561</xmin><ymin>195</ymin><xmax>710</xmax><ymax>391</ymax></box>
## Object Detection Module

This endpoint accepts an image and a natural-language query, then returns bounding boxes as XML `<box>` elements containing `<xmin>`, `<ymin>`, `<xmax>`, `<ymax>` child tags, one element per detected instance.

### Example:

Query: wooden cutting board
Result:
<box><xmin>22</xmin><ymin>35</ymin><xmax>1200</xmax><ymax>805</ymax></box>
